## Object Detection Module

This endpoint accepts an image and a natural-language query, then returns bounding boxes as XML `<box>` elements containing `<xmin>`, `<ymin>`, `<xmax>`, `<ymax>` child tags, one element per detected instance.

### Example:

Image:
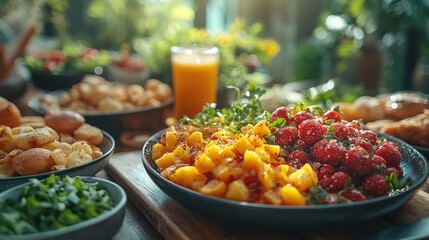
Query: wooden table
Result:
<box><xmin>103</xmin><ymin>151</ymin><xmax>429</xmax><ymax>240</ymax></box>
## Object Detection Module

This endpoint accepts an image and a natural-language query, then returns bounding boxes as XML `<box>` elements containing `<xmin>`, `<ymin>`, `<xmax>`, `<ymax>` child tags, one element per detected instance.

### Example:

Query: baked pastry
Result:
<box><xmin>380</xmin><ymin>109</ymin><xmax>429</xmax><ymax>147</ymax></box>
<box><xmin>0</xmin><ymin>97</ymin><xmax>21</xmax><ymax>127</ymax></box>
<box><xmin>383</xmin><ymin>92</ymin><xmax>429</xmax><ymax>120</ymax></box>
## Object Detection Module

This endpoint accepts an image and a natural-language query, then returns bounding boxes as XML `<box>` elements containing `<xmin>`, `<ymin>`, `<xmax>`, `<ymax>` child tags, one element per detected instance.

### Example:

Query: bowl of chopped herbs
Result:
<box><xmin>0</xmin><ymin>174</ymin><xmax>126</xmax><ymax>240</ymax></box>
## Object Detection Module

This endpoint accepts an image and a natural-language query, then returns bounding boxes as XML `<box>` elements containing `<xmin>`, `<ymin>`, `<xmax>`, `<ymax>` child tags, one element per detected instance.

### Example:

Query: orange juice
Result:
<box><xmin>171</xmin><ymin>46</ymin><xmax>219</xmax><ymax>118</ymax></box>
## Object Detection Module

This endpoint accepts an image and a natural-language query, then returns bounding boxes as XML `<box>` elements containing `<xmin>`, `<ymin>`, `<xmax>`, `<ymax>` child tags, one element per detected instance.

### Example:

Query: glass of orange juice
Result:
<box><xmin>171</xmin><ymin>45</ymin><xmax>220</xmax><ymax>119</ymax></box>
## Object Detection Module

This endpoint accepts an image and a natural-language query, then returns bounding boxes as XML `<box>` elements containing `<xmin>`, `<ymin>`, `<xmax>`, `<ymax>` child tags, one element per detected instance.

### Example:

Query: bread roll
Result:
<box><xmin>44</xmin><ymin>110</ymin><xmax>85</xmax><ymax>134</ymax></box>
<box><xmin>383</xmin><ymin>92</ymin><xmax>429</xmax><ymax>120</ymax></box>
<box><xmin>12</xmin><ymin>148</ymin><xmax>55</xmax><ymax>175</ymax></box>
<box><xmin>0</xmin><ymin>97</ymin><xmax>21</xmax><ymax>127</ymax></box>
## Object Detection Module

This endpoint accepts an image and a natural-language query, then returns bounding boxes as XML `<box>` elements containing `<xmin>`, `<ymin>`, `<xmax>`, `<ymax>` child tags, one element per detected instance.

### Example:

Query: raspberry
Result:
<box><xmin>293</xmin><ymin>111</ymin><xmax>314</xmax><ymax>127</ymax></box>
<box><xmin>352</xmin><ymin>138</ymin><xmax>373</xmax><ymax>152</ymax></box>
<box><xmin>286</xmin><ymin>150</ymin><xmax>309</xmax><ymax>169</ymax></box>
<box><xmin>358</xmin><ymin>130</ymin><xmax>378</xmax><ymax>145</ymax></box>
<box><xmin>271</xmin><ymin>107</ymin><xmax>292</xmax><ymax>124</ymax></box>
<box><xmin>298</xmin><ymin>119</ymin><xmax>323</xmax><ymax>145</ymax></box>
<box><xmin>362</xmin><ymin>173</ymin><xmax>388</xmax><ymax>197</ymax></box>
<box><xmin>329</xmin><ymin>122</ymin><xmax>349</xmax><ymax>140</ymax></box>
<box><xmin>317</xmin><ymin>164</ymin><xmax>335</xmax><ymax>180</ymax></box>
<box><xmin>294</xmin><ymin>139</ymin><xmax>310</xmax><ymax>151</ymax></box>
<box><xmin>341</xmin><ymin>189</ymin><xmax>366</xmax><ymax>202</ymax></box>
<box><xmin>371</xmin><ymin>155</ymin><xmax>387</xmax><ymax>171</ymax></box>
<box><xmin>375</xmin><ymin>142</ymin><xmax>402</xmax><ymax>167</ymax></box>
<box><xmin>311</xmin><ymin>139</ymin><xmax>346</xmax><ymax>166</ymax></box>
<box><xmin>274</xmin><ymin>127</ymin><xmax>297</xmax><ymax>147</ymax></box>
<box><xmin>344</xmin><ymin>146</ymin><xmax>373</xmax><ymax>176</ymax></box>
<box><xmin>322</xmin><ymin>110</ymin><xmax>342</xmax><ymax>123</ymax></box>
<box><xmin>319</xmin><ymin>171</ymin><xmax>350</xmax><ymax>193</ymax></box>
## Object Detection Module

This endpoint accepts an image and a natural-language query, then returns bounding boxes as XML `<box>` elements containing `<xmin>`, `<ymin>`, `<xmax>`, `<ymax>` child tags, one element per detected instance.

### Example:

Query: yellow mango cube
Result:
<box><xmin>225</xmin><ymin>180</ymin><xmax>249</xmax><ymax>201</ymax></box>
<box><xmin>200</xmin><ymin>179</ymin><xmax>227</xmax><ymax>197</ymax></box>
<box><xmin>265</xmin><ymin>144</ymin><xmax>280</xmax><ymax>157</ymax></box>
<box><xmin>253</xmin><ymin>120</ymin><xmax>271</xmax><ymax>138</ymax></box>
<box><xmin>233</xmin><ymin>137</ymin><xmax>254</xmax><ymax>155</ymax></box>
<box><xmin>255</xmin><ymin>147</ymin><xmax>270</xmax><ymax>163</ymax></box>
<box><xmin>259</xmin><ymin>168</ymin><xmax>275</xmax><ymax>191</ymax></box>
<box><xmin>275</xmin><ymin>164</ymin><xmax>290</xmax><ymax>185</ymax></box>
<box><xmin>243</xmin><ymin>150</ymin><xmax>263</xmax><ymax>172</ymax></box>
<box><xmin>155</xmin><ymin>152</ymin><xmax>175</xmax><ymax>170</ymax></box>
<box><xmin>288</xmin><ymin>163</ymin><xmax>318</xmax><ymax>192</ymax></box>
<box><xmin>204</xmin><ymin>144</ymin><xmax>222</xmax><ymax>164</ymax></box>
<box><xmin>188</xmin><ymin>131</ymin><xmax>203</xmax><ymax>149</ymax></box>
<box><xmin>220</xmin><ymin>146</ymin><xmax>237</xmax><ymax>160</ymax></box>
<box><xmin>172</xmin><ymin>166</ymin><xmax>207</xmax><ymax>190</ymax></box>
<box><xmin>152</xmin><ymin>143</ymin><xmax>166</xmax><ymax>160</ymax></box>
<box><xmin>212</xmin><ymin>164</ymin><xmax>231</xmax><ymax>182</ymax></box>
<box><xmin>173</xmin><ymin>144</ymin><xmax>191</xmax><ymax>164</ymax></box>
<box><xmin>165</xmin><ymin>131</ymin><xmax>178</xmax><ymax>151</ymax></box>
<box><xmin>263</xmin><ymin>189</ymin><xmax>282</xmax><ymax>205</ymax></box>
<box><xmin>195</xmin><ymin>154</ymin><xmax>216</xmax><ymax>174</ymax></box>
<box><xmin>280</xmin><ymin>185</ymin><xmax>306</xmax><ymax>205</ymax></box>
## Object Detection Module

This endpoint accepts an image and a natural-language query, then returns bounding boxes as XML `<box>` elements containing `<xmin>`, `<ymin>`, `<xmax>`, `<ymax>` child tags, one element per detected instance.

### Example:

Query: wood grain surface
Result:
<box><xmin>105</xmin><ymin>151</ymin><xmax>429</xmax><ymax>240</ymax></box>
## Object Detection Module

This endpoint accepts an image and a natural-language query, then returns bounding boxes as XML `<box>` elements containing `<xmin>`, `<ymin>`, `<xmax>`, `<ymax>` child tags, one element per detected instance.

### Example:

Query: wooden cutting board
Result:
<box><xmin>105</xmin><ymin>151</ymin><xmax>429</xmax><ymax>240</ymax></box>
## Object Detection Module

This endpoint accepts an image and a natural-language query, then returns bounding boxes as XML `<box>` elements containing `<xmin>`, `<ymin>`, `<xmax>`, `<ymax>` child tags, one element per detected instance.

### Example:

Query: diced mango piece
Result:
<box><xmin>212</xmin><ymin>164</ymin><xmax>231</xmax><ymax>182</ymax></box>
<box><xmin>225</xmin><ymin>180</ymin><xmax>249</xmax><ymax>201</ymax></box>
<box><xmin>200</xmin><ymin>179</ymin><xmax>227</xmax><ymax>197</ymax></box>
<box><xmin>288</xmin><ymin>163</ymin><xmax>318</xmax><ymax>192</ymax></box>
<box><xmin>172</xmin><ymin>166</ymin><xmax>207</xmax><ymax>190</ymax></box>
<box><xmin>155</xmin><ymin>152</ymin><xmax>175</xmax><ymax>170</ymax></box>
<box><xmin>280</xmin><ymin>185</ymin><xmax>306</xmax><ymax>205</ymax></box>
<box><xmin>220</xmin><ymin>146</ymin><xmax>237</xmax><ymax>160</ymax></box>
<box><xmin>263</xmin><ymin>189</ymin><xmax>282</xmax><ymax>205</ymax></box>
<box><xmin>152</xmin><ymin>143</ymin><xmax>166</xmax><ymax>160</ymax></box>
<box><xmin>243</xmin><ymin>150</ymin><xmax>263</xmax><ymax>172</ymax></box>
<box><xmin>195</xmin><ymin>154</ymin><xmax>216</xmax><ymax>173</ymax></box>
<box><xmin>173</xmin><ymin>144</ymin><xmax>191</xmax><ymax>164</ymax></box>
<box><xmin>233</xmin><ymin>137</ymin><xmax>254</xmax><ymax>155</ymax></box>
<box><xmin>165</xmin><ymin>131</ymin><xmax>178</xmax><ymax>151</ymax></box>
<box><xmin>188</xmin><ymin>131</ymin><xmax>203</xmax><ymax>149</ymax></box>
<box><xmin>255</xmin><ymin>147</ymin><xmax>270</xmax><ymax>163</ymax></box>
<box><xmin>253</xmin><ymin>120</ymin><xmax>271</xmax><ymax>138</ymax></box>
<box><xmin>265</xmin><ymin>144</ymin><xmax>280</xmax><ymax>157</ymax></box>
<box><xmin>275</xmin><ymin>164</ymin><xmax>290</xmax><ymax>185</ymax></box>
<box><xmin>259</xmin><ymin>168</ymin><xmax>275</xmax><ymax>191</ymax></box>
<box><xmin>204</xmin><ymin>144</ymin><xmax>222</xmax><ymax>164</ymax></box>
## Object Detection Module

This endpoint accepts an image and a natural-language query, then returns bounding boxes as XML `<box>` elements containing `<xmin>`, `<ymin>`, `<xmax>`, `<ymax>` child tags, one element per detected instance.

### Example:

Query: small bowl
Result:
<box><xmin>106</xmin><ymin>62</ymin><xmax>149</xmax><ymax>86</ymax></box>
<box><xmin>0</xmin><ymin>61</ymin><xmax>30</xmax><ymax>101</ymax></box>
<box><xmin>30</xmin><ymin>69</ymin><xmax>104</xmax><ymax>92</ymax></box>
<box><xmin>0</xmin><ymin>176</ymin><xmax>126</xmax><ymax>240</ymax></box>
<box><xmin>28</xmin><ymin>91</ymin><xmax>173</xmax><ymax>138</ymax></box>
<box><xmin>0</xmin><ymin>131</ymin><xmax>115</xmax><ymax>191</ymax></box>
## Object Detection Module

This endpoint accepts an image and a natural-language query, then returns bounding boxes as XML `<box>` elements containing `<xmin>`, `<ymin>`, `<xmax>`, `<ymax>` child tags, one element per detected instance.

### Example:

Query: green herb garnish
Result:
<box><xmin>0</xmin><ymin>175</ymin><xmax>114</xmax><ymax>236</ymax></box>
<box><xmin>180</xmin><ymin>83</ymin><xmax>271</xmax><ymax>133</ymax></box>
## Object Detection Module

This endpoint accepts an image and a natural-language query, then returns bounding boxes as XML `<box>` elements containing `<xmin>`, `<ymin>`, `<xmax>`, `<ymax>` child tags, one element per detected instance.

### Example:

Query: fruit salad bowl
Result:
<box><xmin>142</xmin><ymin>129</ymin><xmax>428</xmax><ymax>230</ymax></box>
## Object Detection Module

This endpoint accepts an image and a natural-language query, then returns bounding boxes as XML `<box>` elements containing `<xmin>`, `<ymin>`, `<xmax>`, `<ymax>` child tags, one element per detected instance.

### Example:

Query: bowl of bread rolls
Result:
<box><xmin>334</xmin><ymin>91</ymin><xmax>429</xmax><ymax>159</ymax></box>
<box><xmin>0</xmin><ymin>96</ymin><xmax>115</xmax><ymax>191</ymax></box>
<box><xmin>28</xmin><ymin>75</ymin><xmax>173</xmax><ymax>139</ymax></box>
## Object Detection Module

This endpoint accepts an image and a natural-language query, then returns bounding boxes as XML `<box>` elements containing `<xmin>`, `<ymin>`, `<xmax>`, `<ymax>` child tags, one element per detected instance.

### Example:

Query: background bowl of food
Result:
<box><xmin>106</xmin><ymin>47</ymin><xmax>149</xmax><ymax>86</ymax></box>
<box><xmin>0</xmin><ymin>175</ymin><xmax>126</xmax><ymax>240</ymax></box>
<box><xmin>0</xmin><ymin>97</ymin><xmax>115</xmax><ymax>191</ymax></box>
<box><xmin>28</xmin><ymin>75</ymin><xmax>173</xmax><ymax>139</ymax></box>
<box><xmin>0</xmin><ymin>60</ymin><xmax>30</xmax><ymax>102</ymax></box>
<box><xmin>24</xmin><ymin>44</ymin><xmax>110</xmax><ymax>91</ymax></box>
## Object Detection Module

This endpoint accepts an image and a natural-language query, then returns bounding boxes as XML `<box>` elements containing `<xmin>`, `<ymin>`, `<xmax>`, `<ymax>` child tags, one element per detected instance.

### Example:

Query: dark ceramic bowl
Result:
<box><xmin>0</xmin><ymin>176</ymin><xmax>126</xmax><ymax>240</ymax></box>
<box><xmin>0</xmin><ymin>131</ymin><xmax>115</xmax><ymax>192</ymax></box>
<box><xmin>0</xmin><ymin>61</ymin><xmax>30</xmax><ymax>101</ymax></box>
<box><xmin>412</xmin><ymin>145</ymin><xmax>429</xmax><ymax>161</ymax></box>
<box><xmin>28</xmin><ymin>90</ymin><xmax>173</xmax><ymax>139</ymax></box>
<box><xmin>30</xmin><ymin>68</ymin><xmax>105</xmax><ymax>92</ymax></box>
<box><xmin>141</xmin><ymin>130</ymin><xmax>429</xmax><ymax>230</ymax></box>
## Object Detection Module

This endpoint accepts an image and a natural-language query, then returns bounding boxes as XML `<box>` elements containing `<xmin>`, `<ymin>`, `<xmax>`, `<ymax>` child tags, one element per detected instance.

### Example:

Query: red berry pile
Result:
<box><xmin>269</xmin><ymin>106</ymin><xmax>405</xmax><ymax>203</ymax></box>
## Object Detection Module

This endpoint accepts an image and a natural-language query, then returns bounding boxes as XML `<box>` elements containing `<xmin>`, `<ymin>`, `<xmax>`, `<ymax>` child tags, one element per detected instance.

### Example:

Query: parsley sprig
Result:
<box><xmin>180</xmin><ymin>84</ymin><xmax>271</xmax><ymax>133</ymax></box>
